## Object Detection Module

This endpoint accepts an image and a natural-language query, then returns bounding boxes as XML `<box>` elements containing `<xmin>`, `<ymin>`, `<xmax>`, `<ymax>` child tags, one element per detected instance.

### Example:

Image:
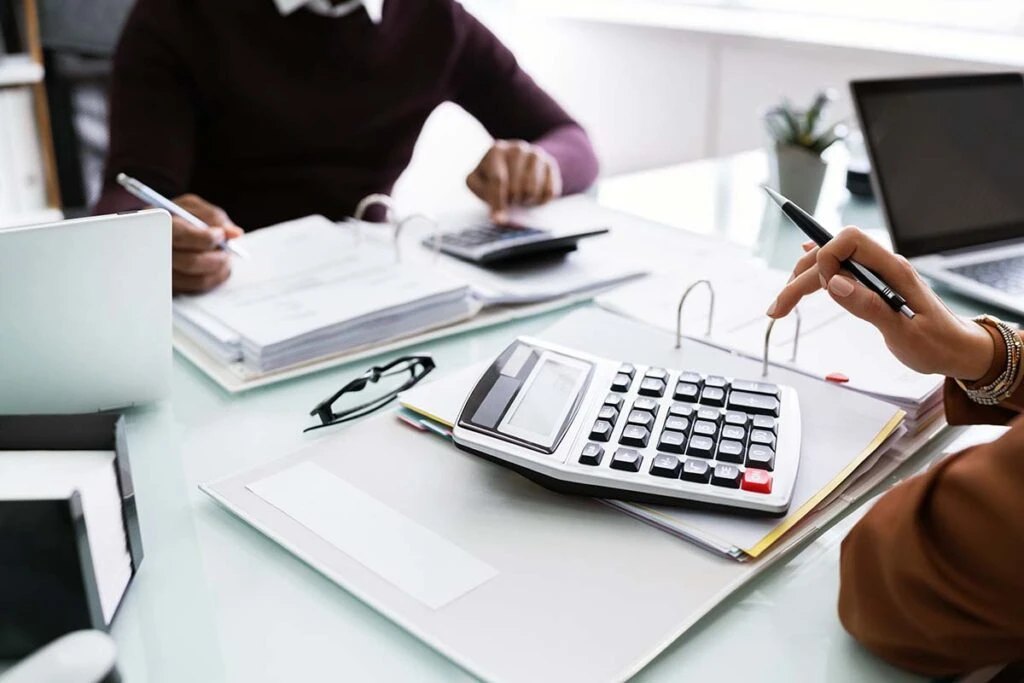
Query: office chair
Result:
<box><xmin>38</xmin><ymin>0</ymin><xmax>133</xmax><ymax>214</ymax></box>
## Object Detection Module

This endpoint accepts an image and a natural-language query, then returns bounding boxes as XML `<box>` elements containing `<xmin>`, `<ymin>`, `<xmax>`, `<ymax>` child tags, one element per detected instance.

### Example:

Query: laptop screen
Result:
<box><xmin>852</xmin><ymin>73</ymin><xmax>1024</xmax><ymax>258</ymax></box>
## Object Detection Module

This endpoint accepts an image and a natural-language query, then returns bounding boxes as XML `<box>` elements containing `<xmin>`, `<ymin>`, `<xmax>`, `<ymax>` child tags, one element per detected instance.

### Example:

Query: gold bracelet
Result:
<box><xmin>955</xmin><ymin>315</ymin><xmax>1023</xmax><ymax>405</ymax></box>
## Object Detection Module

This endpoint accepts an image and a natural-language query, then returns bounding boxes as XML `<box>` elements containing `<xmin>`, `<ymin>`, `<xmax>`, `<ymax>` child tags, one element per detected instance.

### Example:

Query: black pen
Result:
<box><xmin>763</xmin><ymin>186</ymin><xmax>915</xmax><ymax>320</ymax></box>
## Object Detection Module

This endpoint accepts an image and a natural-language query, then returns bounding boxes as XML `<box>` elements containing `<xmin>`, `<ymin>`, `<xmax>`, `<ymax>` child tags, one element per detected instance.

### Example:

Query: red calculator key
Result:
<box><xmin>741</xmin><ymin>469</ymin><xmax>773</xmax><ymax>494</ymax></box>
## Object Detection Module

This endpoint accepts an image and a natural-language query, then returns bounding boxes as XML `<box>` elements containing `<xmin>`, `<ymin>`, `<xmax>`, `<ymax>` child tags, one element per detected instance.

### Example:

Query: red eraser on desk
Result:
<box><xmin>826</xmin><ymin>372</ymin><xmax>850</xmax><ymax>383</ymax></box>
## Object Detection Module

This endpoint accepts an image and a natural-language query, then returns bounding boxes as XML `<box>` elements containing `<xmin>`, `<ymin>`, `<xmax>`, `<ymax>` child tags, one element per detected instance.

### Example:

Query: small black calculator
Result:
<box><xmin>423</xmin><ymin>222</ymin><xmax>608</xmax><ymax>266</ymax></box>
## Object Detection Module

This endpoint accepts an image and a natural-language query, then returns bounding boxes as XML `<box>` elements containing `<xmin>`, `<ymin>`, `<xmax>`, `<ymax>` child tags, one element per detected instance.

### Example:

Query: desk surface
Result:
<box><xmin>110</xmin><ymin>151</ymin><xmax>981</xmax><ymax>682</ymax></box>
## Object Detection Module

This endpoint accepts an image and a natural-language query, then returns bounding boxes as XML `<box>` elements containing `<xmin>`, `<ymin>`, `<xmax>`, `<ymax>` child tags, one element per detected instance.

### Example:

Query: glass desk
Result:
<box><xmin>102</xmin><ymin>151</ymin><xmax>1002</xmax><ymax>682</ymax></box>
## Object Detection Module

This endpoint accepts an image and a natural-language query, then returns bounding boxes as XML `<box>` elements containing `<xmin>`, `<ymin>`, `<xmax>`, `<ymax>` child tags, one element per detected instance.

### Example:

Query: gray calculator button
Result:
<box><xmin>711</xmin><ymin>463</ymin><xmax>742</xmax><ymax>488</ymax></box>
<box><xmin>644</xmin><ymin>367</ymin><xmax>668</xmax><ymax>381</ymax></box>
<box><xmin>626</xmin><ymin>410</ymin><xmax>655</xmax><ymax>429</ymax></box>
<box><xmin>727</xmin><ymin>391</ymin><xmax>780</xmax><ymax>417</ymax></box>
<box><xmin>681</xmin><ymin>458</ymin><xmax>712</xmax><ymax>483</ymax></box>
<box><xmin>730</xmin><ymin>379</ymin><xmax>780</xmax><ymax>398</ymax></box>
<box><xmin>604</xmin><ymin>393</ymin><xmax>624</xmax><ymax>410</ymax></box>
<box><xmin>668</xmin><ymin>403</ymin><xmax>695</xmax><ymax>418</ymax></box>
<box><xmin>638</xmin><ymin>377</ymin><xmax>667</xmax><ymax>397</ymax></box>
<box><xmin>721</xmin><ymin>425</ymin><xmax>746</xmax><ymax>441</ymax></box>
<box><xmin>618</xmin><ymin>363</ymin><xmax>636</xmax><ymax>378</ymax></box>
<box><xmin>692</xmin><ymin>420</ymin><xmax>718</xmax><ymax>438</ymax></box>
<box><xmin>705</xmin><ymin>375</ymin><xmax>728</xmax><ymax>389</ymax></box>
<box><xmin>678</xmin><ymin>371</ymin><xmax>703</xmax><ymax>386</ymax></box>
<box><xmin>590</xmin><ymin>421</ymin><xmax>614</xmax><ymax>442</ymax></box>
<box><xmin>752</xmin><ymin>415</ymin><xmax>777</xmax><ymax>433</ymax></box>
<box><xmin>657</xmin><ymin>430</ymin><xmax>687</xmax><ymax>454</ymax></box>
<box><xmin>598</xmin><ymin>406</ymin><xmax>619</xmax><ymax>423</ymax></box>
<box><xmin>611</xmin><ymin>448</ymin><xmax>643</xmax><ymax>472</ymax></box>
<box><xmin>697</xmin><ymin>408</ymin><xmax>721</xmax><ymax>423</ymax></box>
<box><xmin>687</xmin><ymin>435</ymin><xmax>715</xmax><ymax>458</ymax></box>
<box><xmin>632</xmin><ymin>397</ymin><xmax>660</xmax><ymax>415</ymax></box>
<box><xmin>673</xmin><ymin>382</ymin><xmax>700</xmax><ymax>402</ymax></box>
<box><xmin>750</xmin><ymin>429</ymin><xmax>776</xmax><ymax>449</ymax></box>
<box><xmin>664</xmin><ymin>416</ymin><xmax>690</xmax><ymax>433</ymax></box>
<box><xmin>700</xmin><ymin>387</ymin><xmax>726</xmax><ymax>407</ymax></box>
<box><xmin>724</xmin><ymin>411</ymin><xmax>749</xmax><ymax>427</ymax></box>
<box><xmin>579</xmin><ymin>443</ymin><xmax>604</xmax><ymax>466</ymax></box>
<box><xmin>746</xmin><ymin>445</ymin><xmax>776</xmax><ymax>471</ymax></box>
<box><xmin>717</xmin><ymin>439</ymin><xmax>745</xmax><ymax>464</ymax></box>
<box><xmin>620</xmin><ymin>425</ymin><xmax>651</xmax><ymax>448</ymax></box>
<box><xmin>650</xmin><ymin>454</ymin><xmax>682</xmax><ymax>478</ymax></box>
<box><xmin>611</xmin><ymin>373</ymin><xmax>632</xmax><ymax>393</ymax></box>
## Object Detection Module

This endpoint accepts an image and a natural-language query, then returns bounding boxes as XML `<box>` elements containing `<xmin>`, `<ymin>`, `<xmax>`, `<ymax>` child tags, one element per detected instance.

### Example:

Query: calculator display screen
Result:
<box><xmin>504</xmin><ymin>358</ymin><xmax>585</xmax><ymax>444</ymax></box>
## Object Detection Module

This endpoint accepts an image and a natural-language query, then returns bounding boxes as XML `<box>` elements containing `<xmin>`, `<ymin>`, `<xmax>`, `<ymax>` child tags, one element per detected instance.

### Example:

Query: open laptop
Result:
<box><xmin>851</xmin><ymin>72</ymin><xmax>1024</xmax><ymax>315</ymax></box>
<box><xmin>0</xmin><ymin>210</ymin><xmax>172</xmax><ymax>414</ymax></box>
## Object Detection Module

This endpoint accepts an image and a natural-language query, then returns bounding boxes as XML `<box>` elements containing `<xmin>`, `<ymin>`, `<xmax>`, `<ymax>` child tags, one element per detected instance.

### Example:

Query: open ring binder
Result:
<box><xmin>674</xmin><ymin>280</ymin><xmax>715</xmax><ymax>350</ymax></box>
<box><xmin>762</xmin><ymin>308</ymin><xmax>802</xmax><ymax>377</ymax></box>
<box><xmin>352</xmin><ymin>194</ymin><xmax>443</xmax><ymax>262</ymax></box>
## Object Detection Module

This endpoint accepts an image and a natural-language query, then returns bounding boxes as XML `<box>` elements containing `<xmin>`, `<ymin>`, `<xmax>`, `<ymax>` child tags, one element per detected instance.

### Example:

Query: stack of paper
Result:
<box><xmin>174</xmin><ymin>216</ymin><xmax>477</xmax><ymax>373</ymax></box>
<box><xmin>597</xmin><ymin>265</ymin><xmax>945</xmax><ymax>429</ymax></box>
<box><xmin>398</xmin><ymin>307</ymin><xmax>914</xmax><ymax>561</ymax></box>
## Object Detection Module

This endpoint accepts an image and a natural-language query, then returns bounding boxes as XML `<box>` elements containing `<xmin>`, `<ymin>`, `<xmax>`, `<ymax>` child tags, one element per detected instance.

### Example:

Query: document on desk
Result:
<box><xmin>174</xmin><ymin>216</ymin><xmax>477</xmax><ymax>373</ymax></box>
<box><xmin>173</xmin><ymin>197</ymin><xmax>747</xmax><ymax>390</ymax></box>
<box><xmin>597</xmin><ymin>268</ymin><xmax>943</xmax><ymax>419</ymax></box>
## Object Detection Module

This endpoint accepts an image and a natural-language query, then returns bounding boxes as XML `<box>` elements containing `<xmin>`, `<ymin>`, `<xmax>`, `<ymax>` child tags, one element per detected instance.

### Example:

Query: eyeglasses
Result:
<box><xmin>305</xmin><ymin>355</ymin><xmax>436</xmax><ymax>433</ymax></box>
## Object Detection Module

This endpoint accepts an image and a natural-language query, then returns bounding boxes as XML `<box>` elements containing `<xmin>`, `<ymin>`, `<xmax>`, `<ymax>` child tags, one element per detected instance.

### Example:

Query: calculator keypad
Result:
<box><xmin>438</xmin><ymin>223</ymin><xmax>545</xmax><ymax>248</ymax></box>
<box><xmin>583</xmin><ymin>364</ymin><xmax>786</xmax><ymax>499</ymax></box>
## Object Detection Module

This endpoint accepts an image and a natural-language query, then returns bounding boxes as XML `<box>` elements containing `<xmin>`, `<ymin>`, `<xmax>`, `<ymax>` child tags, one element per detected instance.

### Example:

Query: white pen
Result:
<box><xmin>116</xmin><ymin>173</ymin><xmax>249</xmax><ymax>259</ymax></box>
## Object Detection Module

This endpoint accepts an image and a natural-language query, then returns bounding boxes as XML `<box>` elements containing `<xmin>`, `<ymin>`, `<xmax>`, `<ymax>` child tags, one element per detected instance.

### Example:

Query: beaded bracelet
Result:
<box><xmin>955</xmin><ymin>315</ymin><xmax>1024</xmax><ymax>406</ymax></box>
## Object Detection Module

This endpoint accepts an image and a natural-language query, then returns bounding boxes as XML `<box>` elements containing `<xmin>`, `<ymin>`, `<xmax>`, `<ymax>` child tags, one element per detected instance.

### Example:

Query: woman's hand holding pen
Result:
<box><xmin>171</xmin><ymin>194</ymin><xmax>244</xmax><ymax>294</ymax></box>
<box><xmin>766</xmin><ymin>227</ymin><xmax>995</xmax><ymax>381</ymax></box>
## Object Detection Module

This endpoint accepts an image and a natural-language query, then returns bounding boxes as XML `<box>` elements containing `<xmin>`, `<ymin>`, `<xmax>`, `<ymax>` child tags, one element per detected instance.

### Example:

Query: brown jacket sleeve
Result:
<box><xmin>838</xmin><ymin>330</ymin><xmax>1024</xmax><ymax>675</ymax></box>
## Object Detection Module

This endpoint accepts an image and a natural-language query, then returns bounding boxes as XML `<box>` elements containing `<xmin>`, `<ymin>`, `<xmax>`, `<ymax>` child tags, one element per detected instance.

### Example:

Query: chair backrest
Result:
<box><xmin>38</xmin><ymin>0</ymin><xmax>132</xmax><ymax>211</ymax></box>
<box><xmin>39</xmin><ymin>0</ymin><xmax>132</xmax><ymax>56</ymax></box>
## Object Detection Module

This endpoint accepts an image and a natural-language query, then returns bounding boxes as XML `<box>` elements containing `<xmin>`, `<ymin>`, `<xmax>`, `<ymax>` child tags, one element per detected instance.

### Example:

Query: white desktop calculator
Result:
<box><xmin>453</xmin><ymin>338</ymin><xmax>802</xmax><ymax>515</ymax></box>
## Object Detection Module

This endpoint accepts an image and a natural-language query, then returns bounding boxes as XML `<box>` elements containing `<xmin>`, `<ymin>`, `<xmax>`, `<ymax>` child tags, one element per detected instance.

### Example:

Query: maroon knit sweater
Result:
<box><xmin>94</xmin><ymin>0</ymin><xmax>599</xmax><ymax>228</ymax></box>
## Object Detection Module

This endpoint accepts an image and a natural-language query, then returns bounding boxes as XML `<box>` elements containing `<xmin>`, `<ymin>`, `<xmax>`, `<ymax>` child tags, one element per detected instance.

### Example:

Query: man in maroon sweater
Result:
<box><xmin>94</xmin><ymin>0</ymin><xmax>599</xmax><ymax>293</ymax></box>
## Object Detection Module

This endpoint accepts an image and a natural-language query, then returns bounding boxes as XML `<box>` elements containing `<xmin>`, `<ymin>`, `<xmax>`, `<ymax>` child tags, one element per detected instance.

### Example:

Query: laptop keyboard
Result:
<box><xmin>949</xmin><ymin>256</ymin><xmax>1024</xmax><ymax>294</ymax></box>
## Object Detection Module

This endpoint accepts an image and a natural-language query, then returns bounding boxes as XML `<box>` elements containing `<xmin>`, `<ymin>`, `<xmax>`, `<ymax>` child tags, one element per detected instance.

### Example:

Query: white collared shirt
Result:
<box><xmin>272</xmin><ymin>0</ymin><xmax>383</xmax><ymax>22</ymax></box>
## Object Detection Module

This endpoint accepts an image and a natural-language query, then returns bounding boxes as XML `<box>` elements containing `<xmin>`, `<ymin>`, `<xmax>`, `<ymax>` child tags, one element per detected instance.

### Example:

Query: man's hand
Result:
<box><xmin>466</xmin><ymin>140</ymin><xmax>562</xmax><ymax>221</ymax></box>
<box><xmin>767</xmin><ymin>227</ymin><xmax>995</xmax><ymax>380</ymax></box>
<box><xmin>170</xmin><ymin>194</ymin><xmax>244</xmax><ymax>294</ymax></box>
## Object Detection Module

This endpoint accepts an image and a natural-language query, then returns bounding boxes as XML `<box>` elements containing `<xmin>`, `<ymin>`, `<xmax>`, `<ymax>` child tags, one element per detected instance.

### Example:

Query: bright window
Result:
<box><xmin>701</xmin><ymin>0</ymin><xmax>1024</xmax><ymax>33</ymax></box>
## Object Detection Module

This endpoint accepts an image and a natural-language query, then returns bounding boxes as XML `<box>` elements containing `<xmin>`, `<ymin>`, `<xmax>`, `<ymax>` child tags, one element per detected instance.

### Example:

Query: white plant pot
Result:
<box><xmin>768</xmin><ymin>144</ymin><xmax>828</xmax><ymax>214</ymax></box>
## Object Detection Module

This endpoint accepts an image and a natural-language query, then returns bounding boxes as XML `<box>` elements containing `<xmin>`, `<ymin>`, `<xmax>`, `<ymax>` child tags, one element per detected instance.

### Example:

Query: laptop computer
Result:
<box><xmin>0</xmin><ymin>210</ymin><xmax>172</xmax><ymax>413</ymax></box>
<box><xmin>851</xmin><ymin>72</ymin><xmax>1024</xmax><ymax>315</ymax></box>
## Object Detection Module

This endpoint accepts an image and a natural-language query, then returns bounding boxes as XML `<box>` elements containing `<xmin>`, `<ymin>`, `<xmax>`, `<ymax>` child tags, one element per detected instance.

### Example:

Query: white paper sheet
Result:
<box><xmin>248</xmin><ymin>461</ymin><xmax>498</xmax><ymax>610</ymax></box>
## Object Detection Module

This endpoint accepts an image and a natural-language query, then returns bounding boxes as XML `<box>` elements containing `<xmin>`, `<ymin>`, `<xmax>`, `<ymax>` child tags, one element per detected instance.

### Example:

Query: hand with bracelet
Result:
<box><xmin>767</xmin><ymin>226</ymin><xmax>1017</xmax><ymax>394</ymax></box>
<box><xmin>767</xmin><ymin>226</ymin><xmax>1024</xmax><ymax>676</ymax></box>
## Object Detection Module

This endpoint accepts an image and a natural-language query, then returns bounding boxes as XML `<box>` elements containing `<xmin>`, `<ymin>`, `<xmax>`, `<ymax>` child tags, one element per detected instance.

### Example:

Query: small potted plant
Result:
<box><xmin>763</xmin><ymin>89</ymin><xmax>848</xmax><ymax>213</ymax></box>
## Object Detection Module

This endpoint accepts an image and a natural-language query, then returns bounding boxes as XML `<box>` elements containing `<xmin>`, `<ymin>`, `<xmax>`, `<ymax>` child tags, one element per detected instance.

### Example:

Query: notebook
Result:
<box><xmin>597</xmin><ymin>265</ymin><xmax>945</xmax><ymax>426</ymax></box>
<box><xmin>399</xmin><ymin>307</ymin><xmax>911</xmax><ymax>560</ymax></box>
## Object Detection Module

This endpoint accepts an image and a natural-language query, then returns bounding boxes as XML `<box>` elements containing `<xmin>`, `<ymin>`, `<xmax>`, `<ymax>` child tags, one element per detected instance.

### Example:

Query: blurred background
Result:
<box><xmin>9</xmin><ymin>0</ymin><xmax>1024</xmax><ymax>216</ymax></box>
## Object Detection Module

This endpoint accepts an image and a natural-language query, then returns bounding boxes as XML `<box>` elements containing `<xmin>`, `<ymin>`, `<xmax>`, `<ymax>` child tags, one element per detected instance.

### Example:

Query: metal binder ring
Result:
<box><xmin>762</xmin><ymin>307</ymin><xmax>802</xmax><ymax>377</ymax></box>
<box><xmin>353</xmin><ymin>193</ymin><xmax>397</xmax><ymax>223</ymax></box>
<box><xmin>396</xmin><ymin>212</ymin><xmax>443</xmax><ymax>261</ymax></box>
<box><xmin>675</xmin><ymin>280</ymin><xmax>715</xmax><ymax>350</ymax></box>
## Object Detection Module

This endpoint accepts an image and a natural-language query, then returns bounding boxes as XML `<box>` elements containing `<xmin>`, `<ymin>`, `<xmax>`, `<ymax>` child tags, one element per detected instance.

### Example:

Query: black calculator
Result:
<box><xmin>452</xmin><ymin>338</ymin><xmax>802</xmax><ymax>515</ymax></box>
<box><xmin>423</xmin><ymin>221</ymin><xmax>608</xmax><ymax>266</ymax></box>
